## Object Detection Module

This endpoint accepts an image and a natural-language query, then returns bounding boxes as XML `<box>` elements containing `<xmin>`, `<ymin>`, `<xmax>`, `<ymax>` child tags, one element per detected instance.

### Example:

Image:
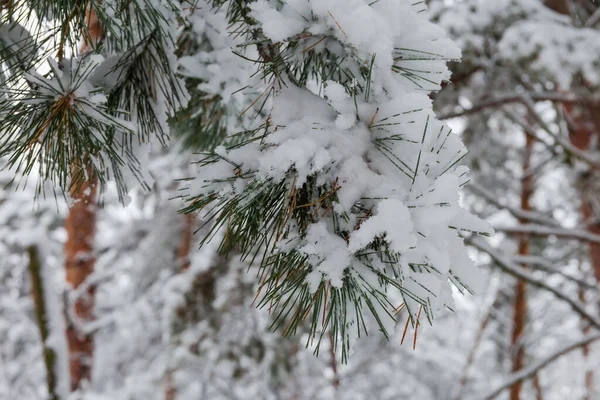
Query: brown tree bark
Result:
<box><xmin>544</xmin><ymin>0</ymin><xmax>571</xmax><ymax>15</ymax></box>
<box><xmin>562</xmin><ymin>72</ymin><xmax>599</xmax><ymax>400</ymax></box>
<box><xmin>82</xmin><ymin>4</ymin><xmax>102</xmax><ymax>51</ymax></box>
<box><xmin>562</xmin><ymin>85</ymin><xmax>600</xmax><ymax>399</ymax></box>
<box><xmin>164</xmin><ymin>373</ymin><xmax>176</xmax><ymax>400</ymax></box>
<box><xmin>533</xmin><ymin>373</ymin><xmax>544</xmax><ymax>400</ymax></box>
<box><xmin>65</xmin><ymin>161</ymin><xmax>98</xmax><ymax>391</ymax></box>
<box><xmin>510</xmin><ymin>134</ymin><xmax>535</xmax><ymax>400</ymax></box>
<box><xmin>176</xmin><ymin>214</ymin><xmax>194</xmax><ymax>273</ymax></box>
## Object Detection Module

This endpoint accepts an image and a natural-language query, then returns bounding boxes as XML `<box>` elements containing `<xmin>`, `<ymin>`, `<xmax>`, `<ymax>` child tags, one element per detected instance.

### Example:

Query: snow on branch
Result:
<box><xmin>511</xmin><ymin>255</ymin><xmax>599</xmax><ymax>291</ymax></box>
<box><xmin>494</xmin><ymin>224</ymin><xmax>600</xmax><ymax>244</ymax></box>
<box><xmin>183</xmin><ymin>0</ymin><xmax>492</xmax><ymax>356</ymax></box>
<box><xmin>438</xmin><ymin>91</ymin><xmax>600</xmax><ymax>120</ymax></box>
<box><xmin>481</xmin><ymin>332</ymin><xmax>600</xmax><ymax>400</ymax></box>
<box><xmin>468</xmin><ymin>183</ymin><xmax>560</xmax><ymax>227</ymax></box>
<box><xmin>468</xmin><ymin>236</ymin><xmax>600</xmax><ymax>330</ymax></box>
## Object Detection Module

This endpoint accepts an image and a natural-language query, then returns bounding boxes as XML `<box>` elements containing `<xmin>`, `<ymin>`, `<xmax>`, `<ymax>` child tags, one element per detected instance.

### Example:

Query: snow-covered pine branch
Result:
<box><xmin>0</xmin><ymin>0</ymin><xmax>188</xmax><ymax>199</ymax></box>
<box><xmin>183</xmin><ymin>0</ymin><xmax>492</xmax><ymax>357</ymax></box>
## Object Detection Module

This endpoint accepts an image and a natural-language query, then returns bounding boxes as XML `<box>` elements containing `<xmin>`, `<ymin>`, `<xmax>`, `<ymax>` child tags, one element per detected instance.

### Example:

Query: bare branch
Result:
<box><xmin>512</xmin><ymin>255</ymin><xmax>598</xmax><ymax>291</ymax></box>
<box><xmin>494</xmin><ymin>224</ymin><xmax>600</xmax><ymax>244</ymax></box>
<box><xmin>481</xmin><ymin>332</ymin><xmax>600</xmax><ymax>400</ymax></box>
<box><xmin>467</xmin><ymin>236</ymin><xmax>600</xmax><ymax>330</ymax></box>
<box><xmin>450</xmin><ymin>286</ymin><xmax>500</xmax><ymax>400</ymax></box>
<box><xmin>585</xmin><ymin>7</ymin><xmax>600</xmax><ymax>27</ymax></box>
<box><xmin>519</xmin><ymin>96</ymin><xmax>600</xmax><ymax>169</ymax></box>
<box><xmin>468</xmin><ymin>184</ymin><xmax>559</xmax><ymax>227</ymax></box>
<box><xmin>437</xmin><ymin>92</ymin><xmax>600</xmax><ymax>120</ymax></box>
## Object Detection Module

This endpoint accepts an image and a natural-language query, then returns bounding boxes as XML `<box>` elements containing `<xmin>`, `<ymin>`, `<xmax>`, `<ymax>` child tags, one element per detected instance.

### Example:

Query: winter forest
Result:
<box><xmin>1</xmin><ymin>0</ymin><xmax>600</xmax><ymax>399</ymax></box>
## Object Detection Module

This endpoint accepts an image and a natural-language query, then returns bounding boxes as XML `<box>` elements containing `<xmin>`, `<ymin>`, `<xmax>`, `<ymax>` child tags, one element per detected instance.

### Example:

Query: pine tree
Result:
<box><xmin>1</xmin><ymin>0</ymin><xmax>490</xmax><ymax>365</ymax></box>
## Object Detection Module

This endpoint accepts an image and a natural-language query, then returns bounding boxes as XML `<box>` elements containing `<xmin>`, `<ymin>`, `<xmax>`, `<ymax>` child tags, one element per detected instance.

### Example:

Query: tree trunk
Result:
<box><xmin>533</xmin><ymin>373</ymin><xmax>544</xmax><ymax>400</ymax></box>
<box><xmin>65</xmin><ymin>162</ymin><xmax>98</xmax><ymax>391</ymax></box>
<box><xmin>510</xmin><ymin>134</ymin><xmax>535</xmax><ymax>400</ymax></box>
<box><xmin>176</xmin><ymin>214</ymin><xmax>194</xmax><ymax>272</ymax></box>
<box><xmin>544</xmin><ymin>0</ymin><xmax>571</xmax><ymax>15</ymax></box>
<box><xmin>64</xmin><ymin>8</ymin><xmax>103</xmax><ymax>390</ymax></box>
<box><xmin>567</xmin><ymin>108</ymin><xmax>600</xmax><ymax>400</ymax></box>
<box><xmin>28</xmin><ymin>246</ymin><xmax>61</xmax><ymax>400</ymax></box>
<box><xmin>578</xmin><ymin>282</ymin><xmax>593</xmax><ymax>400</ymax></box>
<box><xmin>165</xmin><ymin>214</ymin><xmax>195</xmax><ymax>400</ymax></box>
<box><xmin>560</xmin><ymin>70</ymin><xmax>600</xmax><ymax>400</ymax></box>
<box><xmin>580</xmin><ymin>187</ymin><xmax>600</xmax><ymax>283</ymax></box>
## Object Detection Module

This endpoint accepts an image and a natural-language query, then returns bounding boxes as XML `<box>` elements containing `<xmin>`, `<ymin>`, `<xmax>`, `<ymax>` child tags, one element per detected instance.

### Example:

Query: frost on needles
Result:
<box><xmin>182</xmin><ymin>0</ymin><xmax>493</xmax><ymax>358</ymax></box>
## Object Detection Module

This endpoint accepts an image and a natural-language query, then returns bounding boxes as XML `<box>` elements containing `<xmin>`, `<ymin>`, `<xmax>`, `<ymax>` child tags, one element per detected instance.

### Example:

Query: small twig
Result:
<box><xmin>327</xmin><ymin>11</ymin><xmax>348</xmax><ymax>40</ymax></box>
<box><xmin>413</xmin><ymin>306</ymin><xmax>422</xmax><ymax>350</ymax></box>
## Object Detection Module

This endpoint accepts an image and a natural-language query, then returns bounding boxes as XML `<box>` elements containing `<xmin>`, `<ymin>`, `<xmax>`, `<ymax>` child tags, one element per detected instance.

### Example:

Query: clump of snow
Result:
<box><xmin>188</xmin><ymin>0</ymin><xmax>492</xmax><ymax>335</ymax></box>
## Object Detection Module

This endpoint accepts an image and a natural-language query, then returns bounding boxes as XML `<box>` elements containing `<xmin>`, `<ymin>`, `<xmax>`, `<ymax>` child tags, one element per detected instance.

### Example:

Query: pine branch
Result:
<box><xmin>183</xmin><ymin>0</ymin><xmax>489</xmax><ymax>358</ymax></box>
<box><xmin>1</xmin><ymin>0</ymin><xmax>188</xmax><ymax>197</ymax></box>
